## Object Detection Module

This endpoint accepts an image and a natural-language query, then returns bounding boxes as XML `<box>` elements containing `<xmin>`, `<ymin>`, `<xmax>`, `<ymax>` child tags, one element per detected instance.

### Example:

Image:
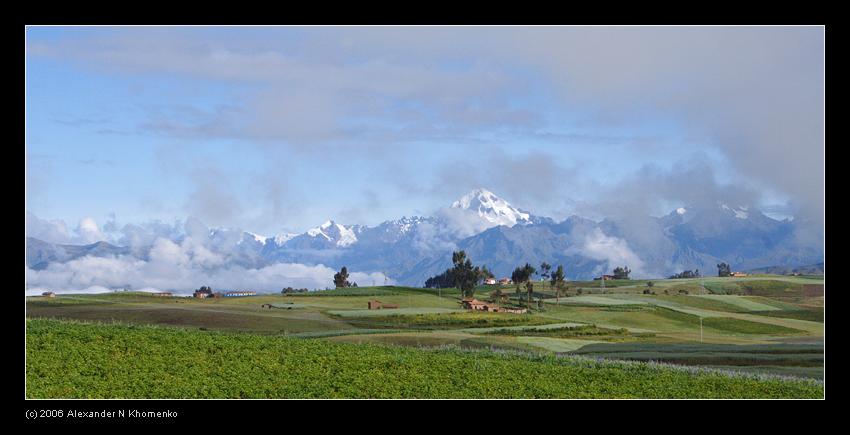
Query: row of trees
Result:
<box><xmin>424</xmin><ymin>252</ymin><xmax>494</xmax><ymax>294</ymax></box>
<box><xmin>670</xmin><ymin>269</ymin><xmax>701</xmax><ymax>279</ymax></box>
<box><xmin>509</xmin><ymin>261</ymin><xmax>569</xmax><ymax>306</ymax></box>
<box><xmin>425</xmin><ymin>251</ymin><xmax>572</xmax><ymax>308</ymax></box>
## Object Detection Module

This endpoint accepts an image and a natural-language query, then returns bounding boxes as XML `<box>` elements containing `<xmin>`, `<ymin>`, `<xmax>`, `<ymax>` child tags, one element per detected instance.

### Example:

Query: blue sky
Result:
<box><xmin>25</xmin><ymin>26</ymin><xmax>823</xmax><ymax>237</ymax></box>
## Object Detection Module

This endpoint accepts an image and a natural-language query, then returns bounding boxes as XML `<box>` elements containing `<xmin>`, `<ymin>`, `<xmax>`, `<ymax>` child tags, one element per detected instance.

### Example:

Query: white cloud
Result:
<box><xmin>25</xmin><ymin>211</ymin><xmax>71</xmax><ymax>244</ymax></box>
<box><xmin>76</xmin><ymin>217</ymin><xmax>106</xmax><ymax>244</ymax></box>
<box><xmin>566</xmin><ymin>228</ymin><xmax>645</xmax><ymax>277</ymax></box>
<box><xmin>25</xmin><ymin>235</ymin><xmax>394</xmax><ymax>294</ymax></box>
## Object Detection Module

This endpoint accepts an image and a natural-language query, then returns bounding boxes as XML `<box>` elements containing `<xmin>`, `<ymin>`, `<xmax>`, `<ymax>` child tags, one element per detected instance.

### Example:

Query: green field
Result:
<box><xmin>25</xmin><ymin>275</ymin><xmax>825</xmax><ymax>396</ymax></box>
<box><xmin>25</xmin><ymin>319</ymin><xmax>823</xmax><ymax>399</ymax></box>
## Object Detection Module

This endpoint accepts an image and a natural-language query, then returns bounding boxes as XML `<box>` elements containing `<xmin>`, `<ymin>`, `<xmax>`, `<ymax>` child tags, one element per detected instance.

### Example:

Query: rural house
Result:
<box><xmin>42</xmin><ymin>291</ymin><xmax>55</xmax><ymax>298</ymax></box>
<box><xmin>367</xmin><ymin>300</ymin><xmax>399</xmax><ymax>310</ymax></box>
<box><xmin>730</xmin><ymin>272</ymin><xmax>748</xmax><ymax>277</ymax></box>
<box><xmin>594</xmin><ymin>275</ymin><xmax>616</xmax><ymax>281</ymax></box>
<box><xmin>498</xmin><ymin>278</ymin><xmax>512</xmax><ymax>285</ymax></box>
<box><xmin>461</xmin><ymin>297</ymin><xmax>527</xmax><ymax>314</ymax></box>
<box><xmin>152</xmin><ymin>292</ymin><xmax>172</xmax><ymax>297</ymax></box>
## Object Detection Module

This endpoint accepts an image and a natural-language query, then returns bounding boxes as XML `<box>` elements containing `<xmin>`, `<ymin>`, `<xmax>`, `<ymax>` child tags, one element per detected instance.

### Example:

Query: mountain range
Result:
<box><xmin>25</xmin><ymin>188</ymin><xmax>823</xmax><ymax>286</ymax></box>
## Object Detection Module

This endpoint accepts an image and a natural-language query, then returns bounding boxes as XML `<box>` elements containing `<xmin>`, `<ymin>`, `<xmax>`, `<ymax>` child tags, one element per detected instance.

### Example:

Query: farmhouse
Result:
<box><xmin>730</xmin><ymin>272</ymin><xmax>748</xmax><ymax>277</ymax></box>
<box><xmin>367</xmin><ymin>300</ymin><xmax>399</xmax><ymax>310</ymax></box>
<box><xmin>594</xmin><ymin>275</ymin><xmax>615</xmax><ymax>281</ymax></box>
<box><xmin>151</xmin><ymin>292</ymin><xmax>172</xmax><ymax>297</ymax></box>
<box><xmin>224</xmin><ymin>291</ymin><xmax>257</xmax><ymax>297</ymax></box>
<box><xmin>42</xmin><ymin>291</ymin><xmax>55</xmax><ymax>298</ymax></box>
<box><xmin>498</xmin><ymin>278</ymin><xmax>512</xmax><ymax>285</ymax></box>
<box><xmin>461</xmin><ymin>297</ymin><xmax>527</xmax><ymax>314</ymax></box>
<box><xmin>484</xmin><ymin>278</ymin><xmax>497</xmax><ymax>285</ymax></box>
<box><xmin>461</xmin><ymin>298</ymin><xmax>490</xmax><ymax>311</ymax></box>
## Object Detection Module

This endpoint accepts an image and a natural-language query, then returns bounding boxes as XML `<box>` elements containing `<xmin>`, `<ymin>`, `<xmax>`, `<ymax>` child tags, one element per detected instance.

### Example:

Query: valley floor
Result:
<box><xmin>24</xmin><ymin>275</ymin><xmax>825</xmax><ymax>398</ymax></box>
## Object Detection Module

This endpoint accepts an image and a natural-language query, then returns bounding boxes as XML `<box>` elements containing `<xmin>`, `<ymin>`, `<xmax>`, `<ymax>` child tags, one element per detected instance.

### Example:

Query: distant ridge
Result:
<box><xmin>745</xmin><ymin>263</ymin><xmax>824</xmax><ymax>275</ymax></box>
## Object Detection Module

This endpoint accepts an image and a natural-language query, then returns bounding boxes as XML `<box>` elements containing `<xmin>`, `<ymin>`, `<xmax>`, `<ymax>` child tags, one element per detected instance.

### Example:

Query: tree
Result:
<box><xmin>539</xmin><ymin>262</ymin><xmax>552</xmax><ymax>282</ymax></box>
<box><xmin>612</xmin><ymin>266</ymin><xmax>631</xmax><ymax>280</ymax></box>
<box><xmin>717</xmin><ymin>262</ymin><xmax>732</xmax><ymax>277</ymax></box>
<box><xmin>489</xmin><ymin>288</ymin><xmax>508</xmax><ymax>304</ymax></box>
<box><xmin>333</xmin><ymin>266</ymin><xmax>351</xmax><ymax>288</ymax></box>
<box><xmin>477</xmin><ymin>265</ymin><xmax>495</xmax><ymax>285</ymax></box>
<box><xmin>521</xmin><ymin>263</ymin><xmax>536</xmax><ymax>307</ymax></box>
<box><xmin>510</xmin><ymin>264</ymin><xmax>537</xmax><ymax>306</ymax></box>
<box><xmin>511</xmin><ymin>267</ymin><xmax>523</xmax><ymax>292</ymax></box>
<box><xmin>550</xmin><ymin>265</ymin><xmax>566</xmax><ymax>304</ymax></box>
<box><xmin>425</xmin><ymin>269</ymin><xmax>453</xmax><ymax>288</ymax></box>
<box><xmin>451</xmin><ymin>250</ymin><xmax>479</xmax><ymax>298</ymax></box>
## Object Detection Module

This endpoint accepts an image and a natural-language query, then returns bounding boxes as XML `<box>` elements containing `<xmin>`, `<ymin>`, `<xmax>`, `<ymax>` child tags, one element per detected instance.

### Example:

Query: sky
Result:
<box><xmin>25</xmin><ymin>26</ymin><xmax>825</xmax><ymax>241</ymax></box>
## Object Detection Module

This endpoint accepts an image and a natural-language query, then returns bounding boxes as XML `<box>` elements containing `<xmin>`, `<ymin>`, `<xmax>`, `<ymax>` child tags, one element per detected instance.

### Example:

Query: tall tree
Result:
<box><xmin>333</xmin><ymin>266</ymin><xmax>351</xmax><ymax>288</ymax></box>
<box><xmin>717</xmin><ymin>262</ymin><xmax>732</xmax><ymax>277</ymax></box>
<box><xmin>521</xmin><ymin>263</ymin><xmax>536</xmax><ymax>307</ymax></box>
<box><xmin>451</xmin><ymin>250</ymin><xmax>479</xmax><ymax>298</ymax></box>
<box><xmin>550</xmin><ymin>264</ymin><xmax>566</xmax><ymax>304</ymax></box>
<box><xmin>511</xmin><ymin>267</ymin><xmax>523</xmax><ymax>292</ymax></box>
<box><xmin>539</xmin><ymin>262</ymin><xmax>552</xmax><ymax>282</ymax></box>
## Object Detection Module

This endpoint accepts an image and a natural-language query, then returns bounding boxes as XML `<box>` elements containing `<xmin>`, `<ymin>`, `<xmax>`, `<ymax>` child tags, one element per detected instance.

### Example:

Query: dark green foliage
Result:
<box><xmin>670</xmin><ymin>270</ymin><xmax>701</xmax><ymax>279</ymax></box>
<box><xmin>424</xmin><ymin>270</ymin><xmax>453</xmax><ymax>289</ymax></box>
<box><xmin>451</xmin><ymin>251</ymin><xmax>480</xmax><ymax>298</ymax></box>
<box><xmin>612</xmin><ymin>266</ymin><xmax>631</xmax><ymax>280</ymax></box>
<box><xmin>539</xmin><ymin>262</ymin><xmax>551</xmax><ymax>281</ymax></box>
<box><xmin>717</xmin><ymin>262</ymin><xmax>732</xmax><ymax>277</ymax></box>
<box><xmin>333</xmin><ymin>266</ymin><xmax>351</xmax><ymax>289</ymax></box>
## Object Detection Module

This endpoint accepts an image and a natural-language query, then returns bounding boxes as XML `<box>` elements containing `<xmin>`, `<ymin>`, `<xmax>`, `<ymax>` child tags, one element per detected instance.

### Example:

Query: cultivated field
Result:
<box><xmin>25</xmin><ymin>275</ymin><xmax>825</xmax><ymax>398</ymax></box>
<box><xmin>26</xmin><ymin>319</ymin><xmax>822</xmax><ymax>398</ymax></box>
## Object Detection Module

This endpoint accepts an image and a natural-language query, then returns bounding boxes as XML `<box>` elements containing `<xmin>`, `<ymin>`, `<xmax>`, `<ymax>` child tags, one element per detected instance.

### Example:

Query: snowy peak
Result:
<box><xmin>272</xmin><ymin>232</ymin><xmax>298</xmax><ymax>246</ymax></box>
<box><xmin>720</xmin><ymin>203</ymin><xmax>749</xmax><ymax>219</ymax></box>
<box><xmin>244</xmin><ymin>231</ymin><xmax>268</xmax><ymax>244</ymax></box>
<box><xmin>451</xmin><ymin>188</ymin><xmax>531</xmax><ymax>227</ymax></box>
<box><xmin>306</xmin><ymin>220</ymin><xmax>358</xmax><ymax>247</ymax></box>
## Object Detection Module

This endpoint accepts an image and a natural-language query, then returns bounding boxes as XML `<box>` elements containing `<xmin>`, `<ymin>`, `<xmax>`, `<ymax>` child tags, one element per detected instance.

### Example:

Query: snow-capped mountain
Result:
<box><xmin>451</xmin><ymin>188</ymin><xmax>532</xmax><ymax>227</ymax></box>
<box><xmin>26</xmin><ymin>189</ymin><xmax>824</xmax><ymax>286</ymax></box>
<box><xmin>282</xmin><ymin>220</ymin><xmax>363</xmax><ymax>250</ymax></box>
<box><xmin>306</xmin><ymin>220</ymin><xmax>360</xmax><ymax>247</ymax></box>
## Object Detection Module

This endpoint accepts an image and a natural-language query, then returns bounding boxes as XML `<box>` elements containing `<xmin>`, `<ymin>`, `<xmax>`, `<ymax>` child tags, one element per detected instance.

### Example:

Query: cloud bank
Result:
<box><xmin>25</xmin><ymin>214</ymin><xmax>393</xmax><ymax>294</ymax></box>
